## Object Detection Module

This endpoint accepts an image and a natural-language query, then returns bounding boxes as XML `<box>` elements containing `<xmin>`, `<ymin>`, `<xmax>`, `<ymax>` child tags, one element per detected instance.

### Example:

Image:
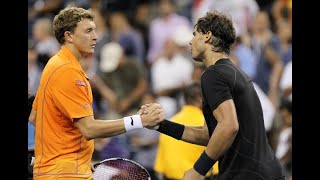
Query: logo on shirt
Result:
<box><xmin>83</xmin><ymin>103</ymin><xmax>91</xmax><ymax>108</ymax></box>
<box><xmin>76</xmin><ymin>80</ymin><xmax>87</xmax><ymax>87</ymax></box>
<box><xmin>130</xmin><ymin>117</ymin><xmax>134</xmax><ymax>126</ymax></box>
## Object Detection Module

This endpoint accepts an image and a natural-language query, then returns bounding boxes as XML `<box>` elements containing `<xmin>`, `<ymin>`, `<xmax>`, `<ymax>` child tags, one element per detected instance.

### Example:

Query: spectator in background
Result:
<box><xmin>29</xmin><ymin>0</ymin><xmax>64</xmax><ymax>19</ymax></box>
<box><xmin>276</xmin><ymin>99</ymin><xmax>292</xmax><ymax>179</ymax></box>
<box><xmin>28</xmin><ymin>40</ymin><xmax>42</xmax><ymax>96</ymax></box>
<box><xmin>131</xmin><ymin>1</ymin><xmax>154</xmax><ymax>65</ymax></box>
<box><xmin>253</xmin><ymin>82</ymin><xmax>276</xmax><ymax>134</ymax></box>
<box><xmin>108</xmin><ymin>11</ymin><xmax>145</xmax><ymax>64</ymax></box>
<box><xmin>147</xmin><ymin>0</ymin><xmax>192</xmax><ymax>64</ymax></box>
<box><xmin>91</xmin><ymin>7</ymin><xmax>111</xmax><ymax>66</ymax></box>
<box><xmin>32</xmin><ymin>17</ymin><xmax>60</xmax><ymax>67</ymax></box>
<box><xmin>230</xmin><ymin>34</ymin><xmax>257</xmax><ymax>79</ymax></box>
<box><xmin>151</xmin><ymin>36</ymin><xmax>194</xmax><ymax>119</ymax></box>
<box><xmin>28</xmin><ymin>0</ymin><xmax>64</xmax><ymax>38</ymax></box>
<box><xmin>277</xmin><ymin>21</ymin><xmax>292</xmax><ymax>67</ymax></box>
<box><xmin>250</xmin><ymin>10</ymin><xmax>283</xmax><ymax>108</ymax></box>
<box><xmin>271</xmin><ymin>0</ymin><xmax>292</xmax><ymax>31</ymax></box>
<box><xmin>97</xmin><ymin>42</ymin><xmax>148</xmax><ymax>118</ymax></box>
<box><xmin>279</xmin><ymin>60</ymin><xmax>292</xmax><ymax>102</ymax></box>
<box><xmin>154</xmin><ymin>82</ymin><xmax>218</xmax><ymax>180</ymax></box>
<box><xmin>191</xmin><ymin>63</ymin><xmax>206</xmax><ymax>84</ymax></box>
<box><xmin>192</xmin><ymin>0</ymin><xmax>259</xmax><ymax>36</ymax></box>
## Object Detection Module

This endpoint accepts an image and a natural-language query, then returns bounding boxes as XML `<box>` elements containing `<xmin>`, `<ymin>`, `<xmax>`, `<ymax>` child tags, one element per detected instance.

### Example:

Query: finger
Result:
<box><xmin>143</xmin><ymin>107</ymin><xmax>148</xmax><ymax>114</ymax></box>
<box><xmin>91</xmin><ymin>163</ymin><xmax>95</xmax><ymax>172</ymax></box>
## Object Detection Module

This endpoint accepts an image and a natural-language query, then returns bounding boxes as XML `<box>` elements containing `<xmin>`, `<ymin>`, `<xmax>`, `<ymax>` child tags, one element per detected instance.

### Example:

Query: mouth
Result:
<box><xmin>91</xmin><ymin>44</ymin><xmax>96</xmax><ymax>48</ymax></box>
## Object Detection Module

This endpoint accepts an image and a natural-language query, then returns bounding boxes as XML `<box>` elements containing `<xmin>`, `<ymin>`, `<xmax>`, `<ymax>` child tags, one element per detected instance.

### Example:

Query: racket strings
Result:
<box><xmin>93</xmin><ymin>159</ymin><xmax>150</xmax><ymax>180</ymax></box>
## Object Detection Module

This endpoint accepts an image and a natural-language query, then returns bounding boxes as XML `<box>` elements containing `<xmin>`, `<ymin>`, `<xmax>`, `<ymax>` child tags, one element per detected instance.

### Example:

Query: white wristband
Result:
<box><xmin>123</xmin><ymin>115</ymin><xmax>143</xmax><ymax>132</ymax></box>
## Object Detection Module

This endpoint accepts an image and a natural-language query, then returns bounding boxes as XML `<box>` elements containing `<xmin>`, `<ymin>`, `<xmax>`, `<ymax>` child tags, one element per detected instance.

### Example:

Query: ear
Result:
<box><xmin>64</xmin><ymin>31</ymin><xmax>73</xmax><ymax>43</ymax></box>
<box><xmin>204</xmin><ymin>31</ymin><xmax>212</xmax><ymax>43</ymax></box>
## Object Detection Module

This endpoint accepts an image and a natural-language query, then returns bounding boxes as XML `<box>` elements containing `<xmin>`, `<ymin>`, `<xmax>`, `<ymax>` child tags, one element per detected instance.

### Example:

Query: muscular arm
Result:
<box><xmin>126</xmin><ymin>78</ymin><xmax>148</xmax><ymax>106</ymax></box>
<box><xmin>90</xmin><ymin>75</ymin><xmax>117</xmax><ymax>108</ymax></box>
<box><xmin>181</xmin><ymin>121</ymin><xmax>210</xmax><ymax>146</ymax></box>
<box><xmin>29</xmin><ymin>109</ymin><xmax>37</xmax><ymax>126</ymax></box>
<box><xmin>265</xmin><ymin>45</ymin><xmax>283</xmax><ymax>107</ymax></box>
<box><xmin>74</xmin><ymin>103</ymin><xmax>165</xmax><ymax>141</ymax></box>
<box><xmin>205</xmin><ymin>99</ymin><xmax>239</xmax><ymax>160</ymax></box>
<box><xmin>74</xmin><ymin>116</ymin><xmax>126</xmax><ymax>141</ymax></box>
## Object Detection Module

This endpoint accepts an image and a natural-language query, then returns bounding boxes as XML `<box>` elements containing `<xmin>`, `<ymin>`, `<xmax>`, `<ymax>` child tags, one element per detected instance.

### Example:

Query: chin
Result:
<box><xmin>83</xmin><ymin>51</ymin><xmax>94</xmax><ymax>57</ymax></box>
<box><xmin>192</xmin><ymin>55</ymin><xmax>202</xmax><ymax>62</ymax></box>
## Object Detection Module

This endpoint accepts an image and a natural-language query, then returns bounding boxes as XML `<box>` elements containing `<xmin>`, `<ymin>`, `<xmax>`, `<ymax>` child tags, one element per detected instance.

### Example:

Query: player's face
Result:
<box><xmin>189</xmin><ymin>30</ymin><xmax>206</xmax><ymax>62</ymax></box>
<box><xmin>72</xmin><ymin>19</ymin><xmax>97</xmax><ymax>56</ymax></box>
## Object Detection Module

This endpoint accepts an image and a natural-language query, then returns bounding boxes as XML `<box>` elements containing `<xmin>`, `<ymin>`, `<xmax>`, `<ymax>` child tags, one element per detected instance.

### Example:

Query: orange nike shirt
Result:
<box><xmin>32</xmin><ymin>46</ymin><xmax>94</xmax><ymax>179</ymax></box>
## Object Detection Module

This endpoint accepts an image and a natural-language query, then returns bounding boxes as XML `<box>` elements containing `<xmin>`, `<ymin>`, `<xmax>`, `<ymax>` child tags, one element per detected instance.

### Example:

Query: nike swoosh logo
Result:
<box><xmin>130</xmin><ymin>117</ymin><xmax>134</xmax><ymax>126</ymax></box>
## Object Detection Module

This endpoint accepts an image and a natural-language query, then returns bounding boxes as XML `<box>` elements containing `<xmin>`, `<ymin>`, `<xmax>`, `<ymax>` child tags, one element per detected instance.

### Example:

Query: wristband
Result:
<box><xmin>157</xmin><ymin>119</ymin><xmax>185</xmax><ymax>140</ymax></box>
<box><xmin>123</xmin><ymin>115</ymin><xmax>143</xmax><ymax>132</ymax></box>
<box><xmin>193</xmin><ymin>151</ymin><xmax>216</xmax><ymax>176</ymax></box>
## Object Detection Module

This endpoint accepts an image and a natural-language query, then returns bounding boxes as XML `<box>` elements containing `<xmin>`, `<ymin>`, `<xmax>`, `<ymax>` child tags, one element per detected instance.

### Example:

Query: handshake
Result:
<box><xmin>137</xmin><ymin>103</ymin><xmax>165</xmax><ymax>130</ymax></box>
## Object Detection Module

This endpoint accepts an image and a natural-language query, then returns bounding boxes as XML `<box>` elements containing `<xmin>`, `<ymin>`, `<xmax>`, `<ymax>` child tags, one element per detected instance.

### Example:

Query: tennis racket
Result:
<box><xmin>93</xmin><ymin>157</ymin><xmax>151</xmax><ymax>180</ymax></box>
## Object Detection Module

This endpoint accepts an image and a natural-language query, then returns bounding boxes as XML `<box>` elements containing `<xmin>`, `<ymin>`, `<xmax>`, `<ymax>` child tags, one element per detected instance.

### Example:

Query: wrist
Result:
<box><xmin>123</xmin><ymin>115</ymin><xmax>143</xmax><ymax>132</ymax></box>
<box><xmin>193</xmin><ymin>150</ymin><xmax>216</xmax><ymax>176</ymax></box>
<box><xmin>157</xmin><ymin>119</ymin><xmax>185</xmax><ymax>140</ymax></box>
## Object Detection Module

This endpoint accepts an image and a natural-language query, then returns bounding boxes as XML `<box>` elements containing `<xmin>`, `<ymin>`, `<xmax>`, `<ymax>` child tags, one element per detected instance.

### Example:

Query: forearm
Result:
<box><xmin>76</xmin><ymin>115</ymin><xmax>143</xmax><ymax>140</ymax></box>
<box><xmin>205</xmin><ymin>122</ymin><xmax>238</xmax><ymax>160</ymax></box>
<box><xmin>92</xmin><ymin>76</ymin><xmax>116</xmax><ymax>106</ymax></box>
<box><xmin>270</xmin><ymin>61</ymin><xmax>283</xmax><ymax>91</ymax></box>
<box><xmin>157</xmin><ymin>120</ymin><xmax>209</xmax><ymax>146</ymax></box>
<box><xmin>99</xmin><ymin>88</ymin><xmax>117</xmax><ymax>108</ymax></box>
<box><xmin>181</xmin><ymin>126</ymin><xmax>209</xmax><ymax>146</ymax></box>
<box><xmin>86</xmin><ymin>119</ymin><xmax>126</xmax><ymax>139</ymax></box>
<box><xmin>29</xmin><ymin>109</ymin><xmax>37</xmax><ymax>126</ymax></box>
<box><xmin>127</xmin><ymin>79</ymin><xmax>148</xmax><ymax>104</ymax></box>
<box><xmin>269</xmin><ymin>61</ymin><xmax>283</xmax><ymax>106</ymax></box>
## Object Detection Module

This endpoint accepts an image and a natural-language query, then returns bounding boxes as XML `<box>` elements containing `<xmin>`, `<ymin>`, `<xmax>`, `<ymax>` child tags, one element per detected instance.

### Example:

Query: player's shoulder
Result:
<box><xmin>202</xmin><ymin>59</ymin><xmax>237</xmax><ymax>82</ymax></box>
<box><xmin>43</xmin><ymin>56</ymin><xmax>79</xmax><ymax>81</ymax></box>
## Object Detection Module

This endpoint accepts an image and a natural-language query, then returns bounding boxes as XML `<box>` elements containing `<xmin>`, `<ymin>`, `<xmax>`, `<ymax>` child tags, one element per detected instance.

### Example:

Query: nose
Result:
<box><xmin>92</xmin><ymin>31</ymin><xmax>97</xmax><ymax>41</ymax></box>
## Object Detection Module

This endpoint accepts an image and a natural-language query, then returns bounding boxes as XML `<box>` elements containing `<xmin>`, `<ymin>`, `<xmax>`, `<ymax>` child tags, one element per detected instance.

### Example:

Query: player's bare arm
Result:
<box><xmin>205</xmin><ymin>99</ymin><xmax>239</xmax><ymax>160</ymax></box>
<box><xmin>181</xmin><ymin>121</ymin><xmax>209</xmax><ymax>146</ymax></box>
<box><xmin>29</xmin><ymin>109</ymin><xmax>37</xmax><ymax>126</ymax></box>
<box><xmin>145</xmin><ymin>103</ymin><xmax>210</xmax><ymax>146</ymax></box>
<box><xmin>74</xmin><ymin>103</ymin><xmax>165</xmax><ymax>140</ymax></box>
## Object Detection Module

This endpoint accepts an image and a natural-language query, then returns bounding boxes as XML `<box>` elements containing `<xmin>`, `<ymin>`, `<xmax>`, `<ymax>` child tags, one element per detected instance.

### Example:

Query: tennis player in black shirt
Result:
<box><xmin>153</xmin><ymin>10</ymin><xmax>284</xmax><ymax>180</ymax></box>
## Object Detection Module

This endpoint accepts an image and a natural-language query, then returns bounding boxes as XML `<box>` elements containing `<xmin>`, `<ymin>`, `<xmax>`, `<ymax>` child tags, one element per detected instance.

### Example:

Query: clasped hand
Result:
<box><xmin>137</xmin><ymin>103</ymin><xmax>165</xmax><ymax>129</ymax></box>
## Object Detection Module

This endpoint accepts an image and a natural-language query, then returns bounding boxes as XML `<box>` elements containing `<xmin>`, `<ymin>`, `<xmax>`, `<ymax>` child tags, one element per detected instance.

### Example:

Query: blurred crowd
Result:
<box><xmin>28</xmin><ymin>0</ymin><xmax>292</xmax><ymax>179</ymax></box>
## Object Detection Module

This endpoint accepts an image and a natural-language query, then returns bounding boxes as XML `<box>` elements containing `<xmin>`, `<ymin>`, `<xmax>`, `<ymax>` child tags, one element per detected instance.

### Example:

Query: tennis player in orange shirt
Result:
<box><xmin>28</xmin><ymin>7</ymin><xmax>165</xmax><ymax>180</ymax></box>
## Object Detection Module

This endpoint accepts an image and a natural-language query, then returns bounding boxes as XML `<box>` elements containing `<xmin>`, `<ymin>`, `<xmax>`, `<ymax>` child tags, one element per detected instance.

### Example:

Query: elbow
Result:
<box><xmin>29</xmin><ymin>109</ymin><xmax>36</xmax><ymax>125</ymax></box>
<box><xmin>228</xmin><ymin>122</ymin><xmax>239</xmax><ymax>136</ymax></box>
<box><xmin>222</xmin><ymin>120</ymin><xmax>239</xmax><ymax>137</ymax></box>
<box><xmin>80</xmin><ymin>125</ymin><xmax>96</xmax><ymax>141</ymax></box>
<box><xmin>83</xmin><ymin>133</ymin><xmax>94</xmax><ymax>141</ymax></box>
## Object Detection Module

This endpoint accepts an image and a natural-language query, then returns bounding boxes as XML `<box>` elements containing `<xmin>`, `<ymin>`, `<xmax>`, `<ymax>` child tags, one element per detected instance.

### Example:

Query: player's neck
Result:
<box><xmin>64</xmin><ymin>44</ymin><xmax>83</xmax><ymax>60</ymax></box>
<box><xmin>203</xmin><ymin>51</ymin><xmax>228</xmax><ymax>67</ymax></box>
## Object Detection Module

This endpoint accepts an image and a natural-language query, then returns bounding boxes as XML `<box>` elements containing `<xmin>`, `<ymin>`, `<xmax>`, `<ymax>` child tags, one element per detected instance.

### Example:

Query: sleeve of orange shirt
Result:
<box><xmin>51</xmin><ymin>67</ymin><xmax>93</xmax><ymax>121</ymax></box>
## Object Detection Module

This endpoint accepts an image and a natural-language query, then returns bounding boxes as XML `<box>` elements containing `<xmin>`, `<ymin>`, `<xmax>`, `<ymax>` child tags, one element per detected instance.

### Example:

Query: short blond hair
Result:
<box><xmin>53</xmin><ymin>6</ymin><xmax>95</xmax><ymax>44</ymax></box>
